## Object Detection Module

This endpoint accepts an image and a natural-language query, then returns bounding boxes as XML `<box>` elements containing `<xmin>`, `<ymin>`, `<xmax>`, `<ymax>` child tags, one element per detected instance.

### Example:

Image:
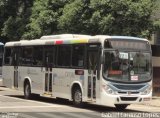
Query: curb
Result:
<box><xmin>152</xmin><ymin>97</ymin><xmax>160</xmax><ymax>99</ymax></box>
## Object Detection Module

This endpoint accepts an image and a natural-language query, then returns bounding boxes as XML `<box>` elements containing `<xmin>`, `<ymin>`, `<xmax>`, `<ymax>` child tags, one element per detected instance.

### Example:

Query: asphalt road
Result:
<box><xmin>0</xmin><ymin>87</ymin><xmax>160</xmax><ymax>118</ymax></box>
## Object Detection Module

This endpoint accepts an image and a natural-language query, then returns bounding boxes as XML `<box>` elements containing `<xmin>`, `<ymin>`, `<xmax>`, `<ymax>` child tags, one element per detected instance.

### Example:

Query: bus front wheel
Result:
<box><xmin>115</xmin><ymin>104</ymin><xmax>129</xmax><ymax>111</ymax></box>
<box><xmin>24</xmin><ymin>82</ymin><xmax>32</xmax><ymax>99</ymax></box>
<box><xmin>73</xmin><ymin>88</ymin><xmax>83</xmax><ymax>107</ymax></box>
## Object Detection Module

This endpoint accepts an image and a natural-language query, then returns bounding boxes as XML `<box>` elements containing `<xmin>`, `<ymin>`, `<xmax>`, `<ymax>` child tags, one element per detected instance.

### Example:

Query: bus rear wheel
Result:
<box><xmin>73</xmin><ymin>88</ymin><xmax>83</xmax><ymax>107</ymax></box>
<box><xmin>115</xmin><ymin>104</ymin><xmax>128</xmax><ymax>111</ymax></box>
<box><xmin>24</xmin><ymin>82</ymin><xmax>32</xmax><ymax>99</ymax></box>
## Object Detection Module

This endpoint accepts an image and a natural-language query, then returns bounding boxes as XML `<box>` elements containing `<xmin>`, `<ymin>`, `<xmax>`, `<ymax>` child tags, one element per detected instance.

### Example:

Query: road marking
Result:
<box><xmin>0</xmin><ymin>95</ymin><xmax>65</xmax><ymax>106</ymax></box>
<box><xmin>37</xmin><ymin>113</ymin><xmax>65</xmax><ymax>118</ymax></box>
<box><xmin>0</xmin><ymin>105</ymin><xmax>64</xmax><ymax>109</ymax></box>
<box><xmin>63</xmin><ymin>112</ymin><xmax>92</xmax><ymax>118</ymax></box>
<box><xmin>19</xmin><ymin>113</ymin><xmax>39</xmax><ymax>118</ymax></box>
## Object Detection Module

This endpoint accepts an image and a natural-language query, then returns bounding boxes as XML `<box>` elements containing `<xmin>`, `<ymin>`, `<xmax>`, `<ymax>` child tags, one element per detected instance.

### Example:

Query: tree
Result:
<box><xmin>152</xmin><ymin>0</ymin><xmax>160</xmax><ymax>32</ymax></box>
<box><xmin>22</xmin><ymin>0</ymin><xmax>69</xmax><ymax>39</ymax></box>
<box><xmin>0</xmin><ymin>0</ymin><xmax>33</xmax><ymax>41</ymax></box>
<box><xmin>0</xmin><ymin>0</ymin><xmax>157</xmax><ymax>41</ymax></box>
<box><xmin>58</xmin><ymin>0</ymin><xmax>92</xmax><ymax>34</ymax></box>
<box><xmin>59</xmin><ymin>0</ymin><xmax>155</xmax><ymax>38</ymax></box>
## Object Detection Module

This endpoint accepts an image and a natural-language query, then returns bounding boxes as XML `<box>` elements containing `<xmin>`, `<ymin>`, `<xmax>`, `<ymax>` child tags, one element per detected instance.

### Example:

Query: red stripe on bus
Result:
<box><xmin>55</xmin><ymin>40</ymin><xmax>63</xmax><ymax>44</ymax></box>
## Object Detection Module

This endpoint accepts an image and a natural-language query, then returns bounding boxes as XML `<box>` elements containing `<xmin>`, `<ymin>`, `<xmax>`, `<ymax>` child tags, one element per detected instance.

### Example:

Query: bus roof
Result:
<box><xmin>5</xmin><ymin>38</ymin><xmax>92</xmax><ymax>47</ymax></box>
<box><xmin>40</xmin><ymin>34</ymin><xmax>91</xmax><ymax>39</ymax></box>
<box><xmin>94</xmin><ymin>35</ymin><xmax>148</xmax><ymax>42</ymax></box>
<box><xmin>4</xmin><ymin>34</ymin><xmax>149</xmax><ymax>47</ymax></box>
<box><xmin>109</xmin><ymin>36</ymin><xmax>147</xmax><ymax>41</ymax></box>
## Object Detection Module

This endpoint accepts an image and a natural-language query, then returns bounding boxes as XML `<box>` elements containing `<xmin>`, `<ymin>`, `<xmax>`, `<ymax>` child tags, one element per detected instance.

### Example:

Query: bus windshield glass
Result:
<box><xmin>103</xmin><ymin>50</ymin><xmax>151</xmax><ymax>83</ymax></box>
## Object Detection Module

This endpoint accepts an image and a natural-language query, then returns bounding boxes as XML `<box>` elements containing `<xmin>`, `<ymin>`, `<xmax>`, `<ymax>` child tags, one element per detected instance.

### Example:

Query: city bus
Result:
<box><xmin>0</xmin><ymin>42</ymin><xmax>4</xmax><ymax>75</ymax></box>
<box><xmin>2</xmin><ymin>34</ymin><xmax>152</xmax><ymax>110</ymax></box>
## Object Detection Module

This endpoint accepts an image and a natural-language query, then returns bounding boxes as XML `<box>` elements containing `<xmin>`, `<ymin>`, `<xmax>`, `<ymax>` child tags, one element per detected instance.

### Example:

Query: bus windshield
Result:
<box><xmin>103</xmin><ymin>50</ymin><xmax>151</xmax><ymax>83</ymax></box>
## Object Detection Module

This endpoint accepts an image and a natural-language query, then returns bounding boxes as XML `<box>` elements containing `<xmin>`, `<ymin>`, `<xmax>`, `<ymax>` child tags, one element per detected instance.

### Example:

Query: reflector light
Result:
<box><xmin>75</xmin><ymin>70</ymin><xmax>84</xmax><ymax>75</ymax></box>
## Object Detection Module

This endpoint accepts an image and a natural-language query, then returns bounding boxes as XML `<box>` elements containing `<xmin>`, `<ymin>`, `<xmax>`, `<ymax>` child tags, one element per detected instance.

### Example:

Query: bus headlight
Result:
<box><xmin>141</xmin><ymin>85</ymin><xmax>152</xmax><ymax>95</ymax></box>
<box><xmin>103</xmin><ymin>85</ymin><xmax>116</xmax><ymax>95</ymax></box>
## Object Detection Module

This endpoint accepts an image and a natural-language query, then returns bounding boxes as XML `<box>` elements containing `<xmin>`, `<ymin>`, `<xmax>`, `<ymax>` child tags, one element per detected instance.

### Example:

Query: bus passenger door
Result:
<box><xmin>44</xmin><ymin>47</ymin><xmax>54</xmax><ymax>95</ymax></box>
<box><xmin>13</xmin><ymin>47</ymin><xmax>19</xmax><ymax>88</ymax></box>
<box><xmin>87</xmin><ymin>44</ymin><xmax>101</xmax><ymax>102</ymax></box>
<box><xmin>44</xmin><ymin>67</ymin><xmax>52</xmax><ymax>95</ymax></box>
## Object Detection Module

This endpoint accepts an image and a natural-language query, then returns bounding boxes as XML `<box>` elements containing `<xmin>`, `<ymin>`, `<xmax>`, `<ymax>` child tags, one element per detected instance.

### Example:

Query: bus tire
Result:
<box><xmin>73</xmin><ymin>87</ymin><xmax>83</xmax><ymax>107</ymax></box>
<box><xmin>115</xmin><ymin>104</ymin><xmax>128</xmax><ymax>111</ymax></box>
<box><xmin>24</xmin><ymin>82</ymin><xmax>32</xmax><ymax>99</ymax></box>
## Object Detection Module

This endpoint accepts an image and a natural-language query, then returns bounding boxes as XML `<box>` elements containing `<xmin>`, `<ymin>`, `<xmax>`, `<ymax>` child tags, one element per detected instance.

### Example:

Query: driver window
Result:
<box><xmin>104</xmin><ymin>51</ymin><xmax>122</xmax><ymax>77</ymax></box>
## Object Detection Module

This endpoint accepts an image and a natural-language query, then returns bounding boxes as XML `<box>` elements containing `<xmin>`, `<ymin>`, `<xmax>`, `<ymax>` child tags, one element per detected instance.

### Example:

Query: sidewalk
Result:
<box><xmin>150</xmin><ymin>97</ymin><xmax>160</xmax><ymax>107</ymax></box>
<box><xmin>137</xmin><ymin>97</ymin><xmax>160</xmax><ymax>107</ymax></box>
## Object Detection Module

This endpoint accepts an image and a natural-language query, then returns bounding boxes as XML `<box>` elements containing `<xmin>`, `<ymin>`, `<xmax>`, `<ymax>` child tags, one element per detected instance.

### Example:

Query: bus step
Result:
<box><xmin>42</xmin><ymin>93</ymin><xmax>53</xmax><ymax>98</ymax></box>
<box><xmin>87</xmin><ymin>99</ymin><xmax>96</xmax><ymax>102</ymax></box>
<box><xmin>12</xmin><ymin>87</ymin><xmax>18</xmax><ymax>90</ymax></box>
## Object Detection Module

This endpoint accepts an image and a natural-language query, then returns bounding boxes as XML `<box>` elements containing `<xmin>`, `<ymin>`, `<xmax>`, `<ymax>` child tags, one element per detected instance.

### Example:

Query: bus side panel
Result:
<box><xmin>52</xmin><ymin>68</ymin><xmax>72</xmax><ymax>99</ymax></box>
<box><xmin>52</xmin><ymin>68</ymin><xmax>87</xmax><ymax>100</ymax></box>
<box><xmin>18</xmin><ymin>66</ymin><xmax>44</xmax><ymax>94</ymax></box>
<box><xmin>29</xmin><ymin>67</ymin><xmax>44</xmax><ymax>94</ymax></box>
<box><xmin>80</xmin><ymin>69</ymin><xmax>88</xmax><ymax>101</ymax></box>
<box><xmin>2</xmin><ymin>66</ymin><xmax>14</xmax><ymax>88</ymax></box>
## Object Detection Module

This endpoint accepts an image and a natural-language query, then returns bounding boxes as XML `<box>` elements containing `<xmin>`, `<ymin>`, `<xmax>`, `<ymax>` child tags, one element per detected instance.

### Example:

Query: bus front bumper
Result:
<box><xmin>101</xmin><ymin>90</ymin><xmax>152</xmax><ymax>107</ymax></box>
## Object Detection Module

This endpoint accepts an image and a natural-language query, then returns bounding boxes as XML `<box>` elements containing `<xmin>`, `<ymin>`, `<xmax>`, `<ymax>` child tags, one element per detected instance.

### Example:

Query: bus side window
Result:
<box><xmin>44</xmin><ymin>46</ymin><xmax>55</xmax><ymax>67</ymax></box>
<box><xmin>72</xmin><ymin>45</ymin><xmax>85</xmax><ymax>68</ymax></box>
<box><xmin>20</xmin><ymin>47</ymin><xmax>33</xmax><ymax>66</ymax></box>
<box><xmin>4</xmin><ymin>48</ymin><xmax>12</xmax><ymax>65</ymax></box>
<box><xmin>57</xmin><ymin>45</ymin><xmax>71</xmax><ymax>67</ymax></box>
<box><xmin>33</xmin><ymin>46</ymin><xmax>43</xmax><ymax>66</ymax></box>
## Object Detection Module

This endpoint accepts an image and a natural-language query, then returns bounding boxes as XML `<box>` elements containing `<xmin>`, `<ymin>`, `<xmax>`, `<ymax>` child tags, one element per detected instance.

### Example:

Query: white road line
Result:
<box><xmin>0</xmin><ymin>105</ymin><xmax>63</xmax><ymax>109</ymax></box>
<box><xmin>0</xmin><ymin>95</ymin><xmax>62</xmax><ymax>106</ymax></box>
<box><xmin>19</xmin><ymin>113</ymin><xmax>39</xmax><ymax>118</ymax></box>
<box><xmin>83</xmin><ymin>112</ymin><xmax>101</xmax><ymax>117</ymax></box>
<box><xmin>63</xmin><ymin>112</ymin><xmax>92</xmax><ymax>118</ymax></box>
<box><xmin>37</xmin><ymin>113</ymin><xmax>65</xmax><ymax>118</ymax></box>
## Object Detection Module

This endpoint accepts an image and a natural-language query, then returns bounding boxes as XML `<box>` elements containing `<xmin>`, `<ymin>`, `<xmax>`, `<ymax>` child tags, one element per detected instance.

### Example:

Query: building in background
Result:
<box><xmin>150</xmin><ymin>0</ymin><xmax>160</xmax><ymax>96</ymax></box>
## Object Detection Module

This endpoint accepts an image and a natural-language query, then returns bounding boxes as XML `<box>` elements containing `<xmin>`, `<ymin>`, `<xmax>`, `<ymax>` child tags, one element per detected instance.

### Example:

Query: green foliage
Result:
<box><xmin>22</xmin><ymin>0</ymin><xmax>68</xmax><ymax>39</ymax></box>
<box><xmin>151</xmin><ymin>0</ymin><xmax>160</xmax><ymax>31</ymax></box>
<box><xmin>59</xmin><ymin>0</ymin><xmax>154</xmax><ymax>38</ymax></box>
<box><xmin>58</xmin><ymin>0</ymin><xmax>92</xmax><ymax>34</ymax></box>
<box><xmin>0</xmin><ymin>0</ymin><xmax>158</xmax><ymax>41</ymax></box>
<box><xmin>0</xmin><ymin>0</ymin><xmax>33</xmax><ymax>41</ymax></box>
<box><xmin>2</xmin><ymin>16</ymin><xmax>24</xmax><ymax>40</ymax></box>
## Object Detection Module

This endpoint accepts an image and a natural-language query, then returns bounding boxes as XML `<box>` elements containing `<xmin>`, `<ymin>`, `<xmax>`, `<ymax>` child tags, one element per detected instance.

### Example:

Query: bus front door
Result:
<box><xmin>44</xmin><ymin>67</ymin><xmax>52</xmax><ymax>95</ymax></box>
<box><xmin>87</xmin><ymin>46</ymin><xmax>100</xmax><ymax>102</ymax></box>
<box><xmin>44</xmin><ymin>47</ymin><xmax>54</xmax><ymax>95</ymax></box>
<box><xmin>13</xmin><ymin>48</ymin><xmax>19</xmax><ymax>88</ymax></box>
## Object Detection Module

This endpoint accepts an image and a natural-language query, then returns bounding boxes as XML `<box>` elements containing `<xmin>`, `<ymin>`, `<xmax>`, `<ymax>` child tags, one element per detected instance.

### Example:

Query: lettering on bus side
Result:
<box><xmin>65</xmin><ymin>72</ymin><xmax>75</xmax><ymax>78</ymax></box>
<box><xmin>27</xmin><ymin>68</ymin><xmax>38</xmax><ymax>75</ymax></box>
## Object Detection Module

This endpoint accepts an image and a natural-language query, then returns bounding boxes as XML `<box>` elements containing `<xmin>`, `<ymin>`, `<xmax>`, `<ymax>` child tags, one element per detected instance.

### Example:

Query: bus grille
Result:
<box><xmin>113</xmin><ymin>84</ymin><xmax>145</xmax><ymax>90</ymax></box>
<box><xmin>118</xmin><ymin>91</ymin><xmax>139</xmax><ymax>94</ymax></box>
<box><xmin>120</xmin><ymin>97</ymin><xmax>138</xmax><ymax>101</ymax></box>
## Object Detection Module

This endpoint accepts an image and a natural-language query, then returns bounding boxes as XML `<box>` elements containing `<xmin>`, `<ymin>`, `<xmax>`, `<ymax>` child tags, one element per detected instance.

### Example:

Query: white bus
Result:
<box><xmin>2</xmin><ymin>34</ymin><xmax>152</xmax><ymax>110</ymax></box>
<box><xmin>0</xmin><ymin>42</ymin><xmax>4</xmax><ymax>75</ymax></box>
